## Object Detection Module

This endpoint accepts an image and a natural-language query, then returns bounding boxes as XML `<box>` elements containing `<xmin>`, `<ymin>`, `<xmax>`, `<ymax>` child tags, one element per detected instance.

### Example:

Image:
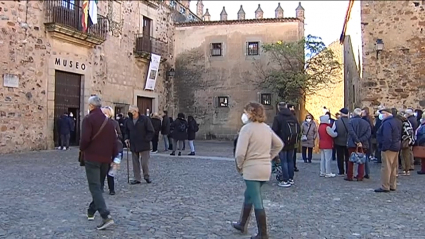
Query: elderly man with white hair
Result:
<box><xmin>344</xmin><ymin>108</ymin><xmax>372</xmax><ymax>182</ymax></box>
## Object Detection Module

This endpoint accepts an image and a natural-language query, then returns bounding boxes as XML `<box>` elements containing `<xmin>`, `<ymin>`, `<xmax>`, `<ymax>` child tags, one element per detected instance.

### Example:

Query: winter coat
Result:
<box><xmin>318</xmin><ymin>123</ymin><xmax>337</xmax><ymax>149</ymax></box>
<box><xmin>347</xmin><ymin>116</ymin><xmax>372</xmax><ymax>149</ymax></box>
<box><xmin>151</xmin><ymin>117</ymin><xmax>162</xmax><ymax>136</ymax></box>
<box><xmin>171</xmin><ymin>118</ymin><xmax>188</xmax><ymax>141</ymax></box>
<box><xmin>187</xmin><ymin>119</ymin><xmax>198</xmax><ymax>141</ymax></box>
<box><xmin>334</xmin><ymin>117</ymin><xmax>350</xmax><ymax>146</ymax></box>
<box><xmin>110</xmin><ymin>118</ymin><xmax>123</xmax><ymax>153</ymax></box>
<box><xmin>271</xmin><ymin>108</ymin><xmax>300</xmax><ymax>151</ymax></box>
<box><xmin>58</xmin><ymin>115</ymin><xmax>72</xmax><ymax>135</ymax></box>
<box><xmin>161</xmin><ymin>115</ymin><xmax>170</xmax><ymax>135</ymax></box>
<box><xmin>300</xmin><ymin>121</ymin><xmax>317</xmax><ymax>148</ymax></box>
<box><xmin>377</xmin><ymin>115</ymin><xmax>401</xmax><ymax>152</ymax></box>
<box><xmin>124</xmin><ymin>115</ymin><xmax>155</xmax><ymax>153</ymax></box>
<box><xmin>408</xmin><ymin>115</ymin><xmax>419</xmax><ymax>131</ymax></box>
<box><xmin>168</xmin><ymin>117</ymin><xmax>174</xmax><ymax>137</ymax></box>
<box><xmin>416</xmin><ymin>122</ymin><xmax>425</xmax><ymax>146</ymax></box>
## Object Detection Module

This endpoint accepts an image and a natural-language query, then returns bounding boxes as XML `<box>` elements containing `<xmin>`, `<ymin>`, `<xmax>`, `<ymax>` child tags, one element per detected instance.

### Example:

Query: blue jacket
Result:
<box><xmin>58</xmin><ymin>115</ymin><xmax>72</xmax><ymax>135</ymax></box>
<box><xmin>347</xmin><ymin>116</ymin><xmax>371</xmax><ymax>149</ymax></box>
<box><xmin>377</xmin><ymin>116</ymin><xmax>401</xmax><ymax>152</ymax></box>
<box><xmin>416</xmin><ymin>123</ymin><xmax>425</xmax><ymax>146</ymax></box>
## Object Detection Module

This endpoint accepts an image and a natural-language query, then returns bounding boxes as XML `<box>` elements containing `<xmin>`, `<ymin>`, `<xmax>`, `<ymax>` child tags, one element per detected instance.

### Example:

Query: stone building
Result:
<box><xmin>0</xmin><ymin>0</ymin><xmax>199</xmax><ymax>154</ymax></box>
<box><xmin>361</xmin><ymin>1</ymin><xmax>425</xmax><ymax>109</ymax></box>
<box><xmin>172</xmin><ymin>2</ymin><xmax>305</xmax><ymax>140</ymax></box>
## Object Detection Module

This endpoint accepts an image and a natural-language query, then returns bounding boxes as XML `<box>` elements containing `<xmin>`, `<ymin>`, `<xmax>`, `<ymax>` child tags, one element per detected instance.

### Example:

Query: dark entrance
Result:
<box><xmin>54</xmin><ymin>70</ymin><xmax>81</xmax><ymax>147</ymax></box>
<box><xmin>137</xmin><ymin>96</ymin><xmax>153</xmax><ymax>116</ymax></box>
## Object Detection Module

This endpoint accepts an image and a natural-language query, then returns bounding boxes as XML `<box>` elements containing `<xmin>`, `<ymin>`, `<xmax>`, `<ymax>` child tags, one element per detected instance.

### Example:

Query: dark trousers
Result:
<box><xmin>347</xmin><ymin>147</ymin><xmax>368</xmax><ymax>180</ymax></box>
<box><xmin>101</xmin><ymin>164</ymin><xmax>114</xmax><ymax>193</ymax></box>
<box><xmin>168</xmin><ymin>135</ymin><xmax>173</xmax><ymax>150</ymax></box>
<box><xmin>60</xmin><ymin>133</ymin><xmax>70</xmax><ymax>149</ymax></box>
<box><xmin>335</xmin><ymin>145</ymin><xmax>349</xmax><ymax>174</ymax></box>
<box><xmin>302</xmin><ymin>147</ymin><xmax>313</xmax><ymax>162</ymax></box>
<box><xmin>85</xmin><ymin>160</ymin><xmax>110</xmax><ymax>219</ymax></box>
<box><xmin>293</xmin><ymin>148</ymin><xmax>297</xmax><ymax>169</ymax></box>
<box><xmin>375</xmin><ymin>144</ymin><xmax>382</xmax><ymax>163</ymax></box>
<box><xmin>332</xmin><ymin>148</ymin><xmax>336</xmax><ymax>160</ymax></box>
<box><xmin>152</xmin><ymin>134</ymin><xmax>159</xmax><ymax>152</ymax></box>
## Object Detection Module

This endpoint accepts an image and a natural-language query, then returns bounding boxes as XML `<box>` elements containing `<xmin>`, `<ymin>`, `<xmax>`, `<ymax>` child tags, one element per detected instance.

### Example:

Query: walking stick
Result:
<box><xmin>126</xmin><ymin>146</ymin><xmax>130</xmax><ymax>184</ymax></box>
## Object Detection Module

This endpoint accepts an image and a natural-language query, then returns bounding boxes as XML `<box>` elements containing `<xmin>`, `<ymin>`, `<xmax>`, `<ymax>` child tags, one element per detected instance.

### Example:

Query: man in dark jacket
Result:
<box><xmin>287</xmin><ymin>104</ymin><xmax>299</xmax><ymax>172</ymax></box>
<box><xmin>117</xmin><ymin>113</ymin><xmax>126</xmax><ymax>147</ymax></box>
<box><xmin>161</xmin><ymin>111</ymin><xmax>171</xmax><ymax>151</ymax></box>
<box><xmin>150</xmin><ymin>113</ymin><xmax>162</xmax><ymax>153</ymax></box>
<box><xmin>80</xmin><ymin>95</ymin><xmax>117</xmax><ymax>230</ymax></box>
<box><xmin>375</xmin><ymin>108</ymin><xmax>401</xmax><ymax>193</ymax></box>
<box><xmin>272</xmin><ymin>102</ymin><xmax>300</xmax><ymax>188</ymax></box>
<box><xmin>58</xmin><ymin>112</ymin><xmax>72</xmax><ymax>150</ymax></box>
<box><xmin>125</xmin><ymin>105</ymin><xmax>155</xmax><ymax>184</ymax></box>
<box><xmin>374</xmin><ymin>110</ymin><xmax>383</xmax><ymax>163</ymax></box>
<box><xmin>334</xmin><ymin>108</ymin><xmax>350</xmax><ymax>175</ymax></box>
<box><xmin>170</xmin><ymin>113</ymin><xmax>188</xmax><ymax>156</ymax></box>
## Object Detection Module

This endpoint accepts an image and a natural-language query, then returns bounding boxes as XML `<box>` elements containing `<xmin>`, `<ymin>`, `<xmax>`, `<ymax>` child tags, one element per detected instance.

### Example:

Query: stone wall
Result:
<box><xmin>361</xmin><ymin>1</ymin><xmax>425</xmax><ymax>109</ymax></box>
<box><xmin>343</xmin><ymin>35</ymin><xmax>361</xmax><ymax>110</ymax></box>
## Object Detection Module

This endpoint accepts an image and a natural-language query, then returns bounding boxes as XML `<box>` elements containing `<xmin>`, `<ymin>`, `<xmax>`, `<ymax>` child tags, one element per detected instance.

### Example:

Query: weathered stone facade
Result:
<box><xmin>0</xmin><ymin>1</ymin><xmax>183</xmax><ymax>154</ymax></box>
<box><xmin>172</xmin><ymin>5</ymin><xmax>304</xmax><ymax>140</ymax></box>
<box><xmin>361</xmin><ymin>1</ymin><xmax>425</xmax><ymax>109</ymax></box>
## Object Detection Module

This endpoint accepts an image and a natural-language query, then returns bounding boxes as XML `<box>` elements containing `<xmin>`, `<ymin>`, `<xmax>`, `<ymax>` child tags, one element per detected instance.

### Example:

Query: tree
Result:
<box><xmin>254</xmin><ymin>34</ymin><xmax>341</xmax><ymax>104</ymax></box>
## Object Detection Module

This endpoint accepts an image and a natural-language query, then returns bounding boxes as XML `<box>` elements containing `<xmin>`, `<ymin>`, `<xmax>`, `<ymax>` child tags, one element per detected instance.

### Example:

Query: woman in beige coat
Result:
<box><xmin>232</xmin><ymin>102</ymin><xmax>283</xmax><ymax>239</ymax></box>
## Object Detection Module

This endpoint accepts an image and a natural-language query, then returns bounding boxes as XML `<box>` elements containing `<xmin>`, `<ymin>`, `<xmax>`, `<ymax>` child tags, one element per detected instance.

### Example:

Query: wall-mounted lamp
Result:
<box><xmin>166</xmin><ymin>68</ymin><xmax>175</xmax><ymax>77</ymax></box>
<box><xmin>376</xmin><ymin>39</ymin><xmax>384</xmax><ymax>55</ymax></box>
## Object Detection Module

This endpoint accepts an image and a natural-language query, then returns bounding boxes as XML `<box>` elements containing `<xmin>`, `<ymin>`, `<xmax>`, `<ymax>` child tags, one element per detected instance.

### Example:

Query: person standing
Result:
<box><xmin>415</xmin><ymin>113</ymin><xmax>425</xmax><ymax>174</ymax></box>
<box><xmin>318</xmin><ymin>114</ymin><xmax>338</xmax><ymax>177</ymax></box>
<box><xmin>170</xmin><ymin>113</ymin><xmax>188</xmax><ymax>156</ymax></box>
<box><xmin>125</xmin><ymin>105</ymin><xmax>155</xmax><ymax>184</ymax></box>
<box><xmin>117</xmin><ymin>113</ymin><xmax>127</xmax><ymax>148</ymax></box>
<box><xmin>287</xmin><ymin>104</ymin><xmax>300</xmax><ymax>172</ymax></box>
<box><xmin>272</xmin><ymin>102</ymin><xmax>300</xmax><ymax>188</ymax></box>
<box><xmin>187</xmin><ymin>115</ymin><xmax>199</xmax><ymax>155</ymax></box>
<box><xmin>168</xmin><ymin>117</ymin><xmax>174</xmax><ymax>150</ymax></box>
<box><xmin>150</xmin><ymin>113</ymin><xmax>162</xmax><ymax>153</ymax></box>
<box><xmin>232</xmin><ymin>102</ymin><xmax>283</xmax><ymax>239</ymax></box>
<box><xmin>161</xmin><ymin>111</ymin><xmax>171</xmax><ymax>151</ymax></box>
<box><xmin>398</xmin><ymin>113</ymin><xmax>414</xmax><ymax>175</ymax></box>
<box><xmin>58</xmin><ymin>112</ymin><xmax>73</xmax><ymax>150</ymax></box>
<box><xmin>80</xmin><ymin>95</ymin><xmax>117</xmax><ymax>230</ymax></box>
<box><xmin>325</xmin><ymin>111</ymin><xmax>337</xmax><ymax>161</ymax></box>
<box><xmin>374</xmin><ymin>108</ymin><xmax>383</xmax><ymax>163</ymax></box>
<box><xmin>405</xmin><ymin>109</ymin><xmax>419</xmax><ymax>169</ymax></box>
<box><xmin>361</xmin><ymin>107</ymin><xmax>374</xmax><ymax>179</ymax></box>
<box><xmin>334</xmin><ymin>108</ymin><xmax>350</xmax><ymax>176</ymax></box>
<box><xmin>300</xmin><ymin>114</ymin><xmax>317</xmax><ymax>163</ymax></box>
<box><xmin>375</xmin><ymin>108</ymin><xmax>401</xmax><ymax>192</ymax></box>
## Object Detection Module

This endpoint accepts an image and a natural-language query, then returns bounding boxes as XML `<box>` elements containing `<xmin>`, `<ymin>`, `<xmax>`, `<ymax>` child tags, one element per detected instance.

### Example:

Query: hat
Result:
<box><xmin>319</xmin><ymin>115</ymin><xmax>330</xmax><ymax>123</ymax></box>
<box><xmin>379</xmin><ymin>108</ymin><xmax>392</xmax><ymax>114</ymax></box>
<box><xmin>339</xmin><ymin>108</ymin><xmax>349</xmax><ymax>115</ymax></box>
<box><xmin>405</xmin><ymin>109</ymin><xmax>414</xmax><ymax>116</ymax></box>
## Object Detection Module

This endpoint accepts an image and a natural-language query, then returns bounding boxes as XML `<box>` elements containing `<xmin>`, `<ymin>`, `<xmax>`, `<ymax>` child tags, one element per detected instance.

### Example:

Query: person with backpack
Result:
<box><xmin>170</xmin><ymin>113</ymin><xmax>188</xmax><ymax>156</ymax></box>
<box><xmin>272</xmin><ymin>102</ymin><xmax>300</xmax><ymax>188</ymax></box>
<box><xmin>187</xmin><ymin>116</ymin><xmax>199</xmax><ymax>156</ymax></box>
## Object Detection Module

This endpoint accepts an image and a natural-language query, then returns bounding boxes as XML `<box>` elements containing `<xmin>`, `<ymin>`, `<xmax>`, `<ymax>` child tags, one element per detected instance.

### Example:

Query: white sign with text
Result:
<box><xmin>144</xmin><ymin>54</ymin><xmax>161</xmax><ymax>91</ymax></box>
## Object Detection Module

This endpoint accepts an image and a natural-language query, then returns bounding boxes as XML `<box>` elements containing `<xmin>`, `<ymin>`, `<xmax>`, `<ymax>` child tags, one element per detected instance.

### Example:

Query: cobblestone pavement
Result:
<box><xmin>1</xmin><ymin>141</ymin><xmax>425</xmax><ymax>238</ymax></box>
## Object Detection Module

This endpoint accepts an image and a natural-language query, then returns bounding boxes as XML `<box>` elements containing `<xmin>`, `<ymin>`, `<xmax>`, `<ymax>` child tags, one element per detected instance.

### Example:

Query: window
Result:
<box><xmin>169</xmin><ymin>0</ymin><xmax>176</xmax><ymax>9</ymax></box>
<box><xmin>218</xmin><ymin>96</ymin><xmax>228</xmax><ymax>107</ymax></box>
<box><xmin>211</xmin><ymin>43</ymin><xmax>222</xmax><ymax>56</ymax></box>
<box><xmin>61</xmin><ymin>0</ymin><xmax>75</xmax><ymax>10</ymax></box>
<box><xmin>179</xmin><ymin>6</ymin><xmax>186</xmax><ymax>14</ymax></box>
<box><xmin>247</xmin><ymin>42</ymin><xmax>259</xmax><ymax>55</ymax></box>
<box><xmin>260</xmin><ymin>94</ymin><xmax>271</xmax><ymax>105</ymax></box>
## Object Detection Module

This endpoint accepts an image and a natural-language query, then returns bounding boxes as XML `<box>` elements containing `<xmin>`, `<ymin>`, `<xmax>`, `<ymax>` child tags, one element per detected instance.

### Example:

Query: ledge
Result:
<box><xmin>44</xmin><ymin>23</ymin><xmax>106</xmax><ymax>48</ymax></box>
<box><xmin>134</xmin><ymin>51</ymin><xmax>167</xmax><ymax>63</ymax></box>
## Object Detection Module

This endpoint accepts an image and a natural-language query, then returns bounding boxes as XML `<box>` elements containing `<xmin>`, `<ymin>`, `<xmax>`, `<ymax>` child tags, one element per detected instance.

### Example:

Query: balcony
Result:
<box><xmin>44</xmin><ymin>0</ymin><xmax>108</xmax><ymax>47</ymax></box>
<box><xmin>134</xmin><ymin>34</ymin><xmax>168</xmax><ymax>62</ymax></box>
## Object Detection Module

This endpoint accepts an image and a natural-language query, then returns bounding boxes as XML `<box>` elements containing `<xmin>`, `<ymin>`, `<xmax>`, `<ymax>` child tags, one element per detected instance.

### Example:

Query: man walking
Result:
<box><xmin>80</xmin><ymin>95</ymin><xmax>117</xmax><ymax>230</ymax></box>
<box><xmin>125</xmin><ymin>105</ymin><xmax>155</xmax><ymax>184</ymax></box>
<box><xmin>375</xmin><ymin>108</ymin><xmax>401</xmax><ymax>192</ymax></box>
<box><xmin>334</xmin><ymin>108</ymin><xmax>350</xmax><ymax>176</ymax></box>
<box><xmin>272</xmin><ymin>102</ymin><xmax>300</xmax><ymax>188</ymax></box>
<box><xmin>161</xmin><ymin>111</ymin><xmax>171</xmax><ymax>151</ymax></box>
<box><xmin>58</xmin><ymin>112</ymin><xmax>72</xmax><ymax>150</ymax></box>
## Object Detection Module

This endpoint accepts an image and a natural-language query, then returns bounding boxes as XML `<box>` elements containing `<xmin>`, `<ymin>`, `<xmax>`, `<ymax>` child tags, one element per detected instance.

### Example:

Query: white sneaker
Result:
<box><xmin>288</xmin><ymin>179</ymin><xmax>294</xmax><ymax>185</ymax></box>
<box><xmin>57</xmin><ymin>147</ymin><xmax>62</xmax><ymax>150</ymax></box>
<box><xmin>320</xmin><ymin>173</ymin><xmax>325</xmax><ymax>177</ymax></box>
<box><xmin>278</xmin><ymin>181</ymin><xmax>291</xmax><ymax>187</ymax></box>
<box><xmin>325</xmin><ymin>173</ymin><xmax>336</xmax><ymax>178</ymax></box>
<box><xmin>152</xmin><ymin>151</ymin><xmax>158</xmax><ymax>153</ymax></box>
<box><xmin>63</xmin><ymin>148</ymin><xmax>67</xmax><ymax>151</ymax></box>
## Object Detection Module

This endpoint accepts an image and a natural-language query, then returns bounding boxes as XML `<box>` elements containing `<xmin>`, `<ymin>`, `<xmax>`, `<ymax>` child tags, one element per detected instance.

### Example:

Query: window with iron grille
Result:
<box><xmin>180</xmin><ymin>6</ymin><xmax>186</xmax><ymax>14</ymax></box>
<box><xmin>247</xmin><ymin>42</ymin><xmax>259</xmax><ymax>56</ymax></box>
<box><xmin>169</xmin><ymin>0</ymin><xmax>176</xmax><ymax>9</ymax></box>
<box><xmin>211</xmin><ymin>43</ymin><xmax>222</xmax><ymax>56</ymax></box>
<box><xmin>260</xmin><ymin>94</ymin><xmax>272</xmax><ymax>105</ymax></box>
<box><xmin>218</xmin><ymin>96</ymin><xmax>229</xmax><ymax>107</ymax></box>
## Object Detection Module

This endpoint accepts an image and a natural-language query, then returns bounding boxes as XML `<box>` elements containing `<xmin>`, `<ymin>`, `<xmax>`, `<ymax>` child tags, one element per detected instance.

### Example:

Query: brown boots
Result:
<box><xmin>232</xmin><ymin>204</ymin><xmax>269</xmax><ymax>239</ymax></box>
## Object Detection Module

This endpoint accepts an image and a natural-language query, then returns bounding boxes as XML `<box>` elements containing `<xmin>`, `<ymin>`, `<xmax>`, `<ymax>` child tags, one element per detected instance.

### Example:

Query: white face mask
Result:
<box><xmin>241</xmin><ymin>113</ymin><xmax>249</xmax><ymax>124</ymax></box>
<box><xmin>414</xmin><ymin>112</ymin><xmax>418</xmax><ymax>117</ymax></box>
<box><xmin>69</xmin><ymin>113</ymin><xmax>73</xmax><ymax>117</ymax></box>
<box><xmin>378</xmin><ymin>113</ymin><xmax>384</xmax><ymax>120</ymax></box>
<box><xmin>306</xmin><ymin>119</ymin><xmax>311</xmax><ymax>122</ymax></box>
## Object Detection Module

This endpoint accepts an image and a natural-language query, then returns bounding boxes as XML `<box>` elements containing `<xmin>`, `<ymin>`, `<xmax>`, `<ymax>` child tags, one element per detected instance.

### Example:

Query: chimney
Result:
<box><xmin>203</xmin><ymin>8</ymin><xmax>211</xmax><ymax>21</ymax></box>
<box><xmin>255</xmin><ymin>4</ymin><xmax>263</xmax><ymax>19</ymax></box>
<box><xmin>196</xmin><ymin>0</ymin><xmax>204</xmax><ymax>18</ymax></box>
<box><xmin>237</xmin><ymin>5</ymin><xmax>245</xmax><ymax>20</ymax></box>
<box><xmin>275</xmin><ymin>2</ymin><xmax>284</xmax><ymax>18</ymax></box>
<box><xmin>220</xmin><ymin>6</ymin><xmax>227</xmax><ymax>21</ymax></box>
<box><xmin>296</xmin><ymin>2</ymin><xmax>305</xmax><ymax>21</ymax></box>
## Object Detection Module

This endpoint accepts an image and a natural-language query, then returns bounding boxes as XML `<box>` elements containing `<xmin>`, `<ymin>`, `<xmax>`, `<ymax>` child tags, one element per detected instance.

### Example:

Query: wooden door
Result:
<box><xmin>137</xmin><ymin>96</ymin><xmax>153</xmax><ymax>116</ymax></box>
<box><xmin>54</xmin><ymin>70</ymin><xmax>81</xmax><ymax>146</ymax></box>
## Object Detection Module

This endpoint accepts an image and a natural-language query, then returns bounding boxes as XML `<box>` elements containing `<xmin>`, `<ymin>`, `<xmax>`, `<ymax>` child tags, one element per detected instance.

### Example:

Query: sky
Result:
<box><xmin>189</xmin><ymin>1</ymin><xmax>358</xmax><ymax>47</ymax></box>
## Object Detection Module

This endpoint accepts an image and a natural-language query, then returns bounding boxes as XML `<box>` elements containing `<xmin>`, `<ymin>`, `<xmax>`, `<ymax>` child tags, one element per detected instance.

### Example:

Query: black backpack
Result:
<box><xmin>194</xmin><ymin>123</ymin><xmax>199</xmax><ymax>132</ymax></box>
<box><xmin>284</xmin><ymin>121</ymin><xmax>299</xmax><ymax>146</ymax></box>
<box><xmin>178</xmin><ymin>122</ymin><xmax>187</xmax><ymax>132</ymax></box>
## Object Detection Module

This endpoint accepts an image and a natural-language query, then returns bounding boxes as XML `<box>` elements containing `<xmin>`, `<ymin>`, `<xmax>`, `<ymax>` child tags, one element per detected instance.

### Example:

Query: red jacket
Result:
<box><xmin>318</xmin><ymin>123</ymin><xmax>333</xmax><ymax>149</ymax></box>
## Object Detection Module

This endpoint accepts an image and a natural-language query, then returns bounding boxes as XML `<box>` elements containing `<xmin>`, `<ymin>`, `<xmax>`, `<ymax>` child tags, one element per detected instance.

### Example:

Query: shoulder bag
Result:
<box><xmin>349</xmin><ymin>146</ymin><xmax>366</xmax><ymax>164</ymax></box>
<box><xmin>78</xmin><ymin>117</ymin><xmax>109</xmax><ymax>166</ymax></box>
<box><xmin>301</xmin><ymin>123</ymin><xmax>312</xmax><ymax>141</ymax></box>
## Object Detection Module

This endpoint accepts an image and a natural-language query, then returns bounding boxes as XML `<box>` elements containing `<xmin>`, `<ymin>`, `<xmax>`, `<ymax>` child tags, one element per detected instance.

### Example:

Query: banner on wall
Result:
<box><xmin>144</xmin><ymin>54</ymin><xmax>161</xmax><ymax>91</ymax></box>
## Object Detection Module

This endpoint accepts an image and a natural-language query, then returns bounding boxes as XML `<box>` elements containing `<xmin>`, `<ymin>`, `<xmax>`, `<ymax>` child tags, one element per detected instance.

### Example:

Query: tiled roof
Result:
<box><xmin>175</xmin><ymin>17</ymin><xmax>301</xmax><ymax>27</ymax></box>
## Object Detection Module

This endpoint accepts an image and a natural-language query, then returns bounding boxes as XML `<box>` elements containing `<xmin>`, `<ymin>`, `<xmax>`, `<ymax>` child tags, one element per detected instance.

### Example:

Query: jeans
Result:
<box><xmin>162</xmin><ymin>134</ymin><xmax>169</xmax><ymax>150</ymax></box>
<box><xmin>60</xmin><ymin>133</ymin><xmax>70</xmax><ymax>149</ymax></box>
<box><xmin>279</xmin><ymin>150</ymin><xmax>294</xmax><ymax>182</ymax></box>
<box><xmin>152</xmin><ymin>134</ymin><xmax>159</xmax><ymax>152</ymax></box>
<box><xmin>85</xmin><ymin>160</ymin><xmax>110</xmax><ymax>219</ymax></box>
<box><xmin>335</xmin><ymin>145</ymin><xmax>349</xmax><ymax>174</ymax></box>
<box><xmin>302</xmin><ymin>147</ymin><xmax>313</xmax><ymax>162</ymax></box>
<box><xmin>320</xmin><ymin>149</ymin><xmax>333</xmax><ymax>174</ymax></box>
<box><xmin>244</xmin><ymin>180</ymin><xmax>266</xmax><ymax>209</ymax></box>
<box><xmin>188</xmin><ymin>140</ymin><xmax>195</xmax><ymax>152</ymax></box>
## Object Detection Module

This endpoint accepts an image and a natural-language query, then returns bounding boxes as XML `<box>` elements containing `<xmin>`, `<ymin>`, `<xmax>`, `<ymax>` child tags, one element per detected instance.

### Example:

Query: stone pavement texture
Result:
<box><xmin>1</xmin><ymin>140</ymin><xmax>425</xmax><ymax>238</ymax></box>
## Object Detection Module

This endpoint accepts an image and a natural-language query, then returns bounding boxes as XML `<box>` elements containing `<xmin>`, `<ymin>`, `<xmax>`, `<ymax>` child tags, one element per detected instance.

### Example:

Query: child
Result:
<box><xmin>318</xmin><ymin>115</ymin><xmax>338</xmax><ymax>178</ymax></box>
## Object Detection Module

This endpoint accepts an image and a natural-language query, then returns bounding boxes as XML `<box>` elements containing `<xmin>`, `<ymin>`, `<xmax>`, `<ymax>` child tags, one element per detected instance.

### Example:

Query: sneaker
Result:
<box><xmin>62</xmin><ymin>148</ymin><xmax>67</xmax><ymax>151</ymax></box>
<box><xmin>57</xmin><ymin>147</ymin><xmax>62</xmax><ymax>150</ymax></box>
<box><xmin>152</xmin><ymin>151</ymin><xmax>158</xmax><ymax>153</ymax></box>
<box><xmin>87</xmin><ymin>213</ymin><xmax>95</xmax><ymax>221</ymax></box>
<box><xmin>406</xmin><ymin>171</ymin><xmax>411</xmax><ymax>176</ymax></box>
<box><xmin>325</xmin><ymin>173</ymin><xmax>336</xmax><ymax>178</ymax></box>
<box><xmin>97</xmin><ymin>216</ymin><xmax>114</xmax><ymax>230</ymax></box>
<box><xmin>320</xmin><ymin>173</ymin><xmax>325</xmax><ymax>177</ymax></box>
<box><xmin>288</xmin><ymin>179</ymin><xmax>294</xmax><ymax>185</ymax></box>
<box><xmin>278</xmin><ymin>181</ymin><xmax>291</xmax><ymax>187</ymax></box>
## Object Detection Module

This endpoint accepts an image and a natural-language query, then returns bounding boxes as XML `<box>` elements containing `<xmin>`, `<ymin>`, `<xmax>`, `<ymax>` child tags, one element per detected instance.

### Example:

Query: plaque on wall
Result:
<box><xmin>3</xmin><ymin>74</ymin><xmax>19</xmax><ymax>88</ymax></box>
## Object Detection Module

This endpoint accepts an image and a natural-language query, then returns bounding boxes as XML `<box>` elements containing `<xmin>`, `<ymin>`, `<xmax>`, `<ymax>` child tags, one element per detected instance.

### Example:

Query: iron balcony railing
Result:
<box><xmin>135</xmin><ymin>34</ymin><xmax>167</xmax><ymax>57</ymax></box>
<box><xmin>44</xmin><ymin>0</ymin><xmax>108</xmax><ymax>40</ymax></box>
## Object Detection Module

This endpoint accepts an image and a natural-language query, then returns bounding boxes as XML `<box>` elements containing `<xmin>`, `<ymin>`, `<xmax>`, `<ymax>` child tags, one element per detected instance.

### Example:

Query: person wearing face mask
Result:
<box><xmin>375</xmin><ymin>108</ymin><xmax>401</xmax><ymax>193</ymax></box>
<box><xmin>300</xmin><ymin>114</ymin><xmax>317</xmax><ymax>163</ymax></box>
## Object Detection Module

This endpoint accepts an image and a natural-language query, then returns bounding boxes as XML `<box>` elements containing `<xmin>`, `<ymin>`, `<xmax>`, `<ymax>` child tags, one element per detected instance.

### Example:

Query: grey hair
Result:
<box><xmin>88</xmin><ymin>95</ymin><xmax>102</xmax><ymax>108</ymax></box>
<box><xmin>128</xmin><ymin>105</ymin><xmax>139</xmax><ymax>112</ymax></box>
<box><xmin>353</xmin><ymin>108</ymin><xmax>362</xmax><ymax>116</ymax></box>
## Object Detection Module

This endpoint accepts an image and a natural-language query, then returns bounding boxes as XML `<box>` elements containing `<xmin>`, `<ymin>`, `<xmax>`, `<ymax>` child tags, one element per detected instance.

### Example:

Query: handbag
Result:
<box><xmin>349</xmin><ymin>146</ymin><xmax>366</xmax><ymax>164</ymax></box>
<box><xmin>413</xmin><ymin>146</ymin><xmax>425</xmax><ymax>158</ymax></box>
<box><xmin>78</xmin><ymin>117</ymin><xmax>109</xmax><ymax>166</ymax></box>
<box><xmin>301</xmin><ymin>123</ymin><xmax>312</xmax><ymax>141</ymax></box>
